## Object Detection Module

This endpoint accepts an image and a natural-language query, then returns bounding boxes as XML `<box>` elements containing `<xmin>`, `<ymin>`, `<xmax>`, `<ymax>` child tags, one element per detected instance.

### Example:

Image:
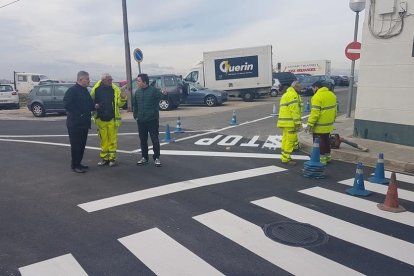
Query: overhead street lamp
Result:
<box><xmin>346</xmin><ymin>0</ymin><xmax>366</xmax><ymax>118</ymax></box>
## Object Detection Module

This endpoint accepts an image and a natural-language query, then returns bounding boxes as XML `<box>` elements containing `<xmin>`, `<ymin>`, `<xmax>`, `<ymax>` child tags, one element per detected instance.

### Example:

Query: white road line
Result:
<box><xmin>252</xmin><ymin>196</ymin><xmax>414</xmax><ymax>266</ymax></box>
<box><xmin>299</xmin><ymin>187</ymin><xmax>414</xmax><ymax>227</ymax></box>
<box><xmin>384</xmin><ymin>171</ymin><xmax>414</xmax><ymax>184</ymax></box>
<box><xmin>78</xmin><ymin>165</ymin><xmax>285</xmax><ymax>213</ymax></box>
<box><xmin>338</xmin><ymin>178</ymin><xmax>414</xmax><ymax>201</ymax></box>
<box><xmin>19</xmin><ymin>254</ymin><xmax>87</xmax><ymax>276</ymax></box>
<box><xmin>161</xmin><ymin>150</ymin><xmax>310</xmax><ymax>160</ymax></box>
<box><xmin>119</xmin><ymin>228</ymin><xmax>224</xmax><ymax>276</ymax></box>
<box><xmin>193</xmin><ymin>209</ymin><xmax>362</xmax><ymax>276</ymax></box>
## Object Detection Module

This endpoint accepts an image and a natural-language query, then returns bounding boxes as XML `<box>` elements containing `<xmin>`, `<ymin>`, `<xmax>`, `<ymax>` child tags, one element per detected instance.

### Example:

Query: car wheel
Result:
<box><xmin>242</xmin><ymin>91</ymin><xmax>254</xmax><ymax>102</ymax></box>
<box><xmin>14</xmin><ymin>103</ymin><xmax>20</xmax><ymax>109</ymax></box>
<box><xmin>270</xmin><ymin>89</ymin><xmax>278</xmax><ymax>97</ymax></box>
<box><xmin>159</xmin><ymin>98</ymin><xmax>171</xmax><ymax>111</ymax></box>
<box><xmin>205</xmin><ymin>95</ymin><xmax>217</xmax><ymax>107</ymax></box>
<box><xmin>31</xmin><ymin>103</ymin><xmax>45</xmax><ymax>117</ymax></box>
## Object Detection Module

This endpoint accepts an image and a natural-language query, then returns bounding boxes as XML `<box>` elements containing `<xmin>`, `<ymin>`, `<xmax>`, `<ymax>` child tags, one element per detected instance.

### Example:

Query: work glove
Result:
<box><xmin>305</xmin><ymin>125</ymin><xmax>313</xmax><ymax>133</ymax></box>
<box><xmin>295</xmin><ymin>124</ymin><xmax>303</xmax><ymax>132</ymax></box>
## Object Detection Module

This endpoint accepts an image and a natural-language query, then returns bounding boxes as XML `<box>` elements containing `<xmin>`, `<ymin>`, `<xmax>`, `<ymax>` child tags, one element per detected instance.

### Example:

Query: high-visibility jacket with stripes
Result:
<box><xmin>90</xmin><ymin>81</ymin><xmax>127</xmax><ymax>127</ymax></box>
<box><xmin>277</xmin><ymin>87</ymin><xmax>303</xmax><ymax>128</ymax></box>
<box><xmin>307</xmin><ymin>87</ymin><xmax>337</xmax><ymax>133</ymax></box>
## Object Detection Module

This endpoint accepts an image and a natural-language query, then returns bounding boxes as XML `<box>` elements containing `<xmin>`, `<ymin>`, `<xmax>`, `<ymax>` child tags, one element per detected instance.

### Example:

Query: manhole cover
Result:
<box><xmin>263</xmin><ymin>221</ymin><xmax>329</xmax><ymax>247</ymax></box>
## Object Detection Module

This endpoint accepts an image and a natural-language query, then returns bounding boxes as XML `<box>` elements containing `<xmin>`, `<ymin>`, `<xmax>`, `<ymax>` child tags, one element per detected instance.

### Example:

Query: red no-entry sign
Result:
<box><xmin>345</xmin><ymin>41</ymin><xmax>361</xmax><ymax>60</ymax></box>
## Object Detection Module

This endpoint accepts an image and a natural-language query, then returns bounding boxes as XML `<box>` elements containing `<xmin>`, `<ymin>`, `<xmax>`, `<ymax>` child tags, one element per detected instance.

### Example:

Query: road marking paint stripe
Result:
<box><xmin>194</xmin><ymin>209</ymin><xmax>362</xmax><ymax>275</ymax></box>
<box><xmin>119</xmin><ymin>228</ymin><xmax>224</xmax><ymax>276</ymax></box>
<box><xmin>19</xmin><ymin>254</ymin><xmax>87</xmax><ymax>276</ymax></box>
<box><xmin>161</xmin><ymin>150</ymin><xmax>310</xmax><ymax>160</ymax></box>
<box><xmin>252</xmin><ymin>196</ymin><xmax>414</xmax><ymax>266</ymax></box>
<box><xmin>78</xmin><ymin>165</ymin><xmax>285</xmax><ymax>212</ymax></box>
<box><xmin>384</xmin><ymin>171</ymin><xmax>414</xmax><ymax>184</ymax></box>
<box><xmin>338</xmin><ymin>179</ymin><xmax>414</xmax><ymax>201</ymax></box>
<box><xmin>299</xmin><ymin>187</ymin><xmax>414</xmax><ymax>227</ymax></box>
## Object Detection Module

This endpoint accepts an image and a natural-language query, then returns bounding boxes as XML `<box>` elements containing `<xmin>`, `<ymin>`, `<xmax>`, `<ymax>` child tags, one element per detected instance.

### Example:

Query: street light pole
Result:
<box><xmin>346</xmin><ymin>0</ymin><xmax>365</xmax><ymax>118</ymax></box>
<box><xmin>122</xmin><ymin>0</ymin><xmax>133</xmax><ymax>112</ymax></box>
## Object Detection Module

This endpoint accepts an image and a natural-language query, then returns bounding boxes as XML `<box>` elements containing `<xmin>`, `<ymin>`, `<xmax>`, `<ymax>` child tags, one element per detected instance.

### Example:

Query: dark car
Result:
<box><xmin>27</xmin><ymin>83</ymin><xmax>74</xmax><ymax>117</ymax></box>
<box><xmin>299</xmin><ymin>75</ymin><xmax>335</xmax><ymax>96</ymax></box>
<box><xmin>331</xmin><ymin>75</ymin><xmax>350</xmax><ymax>86</ymax></box>
<box><xmin>181</xmin><ymin>83</ymin><xmax>227</xmax><ymax>106</ymax></box>
<box><xmin>272</xmin><ymin>72</ymin><xmax>297</xmax><ymax>93</ymax></box>
<box><xmin>127</xmin><ymin>74</ymin><xmax>183</xmax><ymax>111</ymax></box>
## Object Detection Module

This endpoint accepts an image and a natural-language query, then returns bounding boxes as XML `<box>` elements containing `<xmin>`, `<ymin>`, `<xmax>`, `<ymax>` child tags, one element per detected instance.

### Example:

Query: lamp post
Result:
<box><xmin>122</xmin><ymin>0</ymin><xmax>133</xmax><ymax>112</ymax></box>
<box><xmin>346</xmin><ymin>0</ymin><xmax>366</xmax><ymax>118</ymax></box>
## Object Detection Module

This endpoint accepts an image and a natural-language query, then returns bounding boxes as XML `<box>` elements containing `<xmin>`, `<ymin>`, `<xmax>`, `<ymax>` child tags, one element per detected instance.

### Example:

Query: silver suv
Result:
<box><xmin>0</xmin><ymin>84</ymin><xmax>20</xmax><ymax>109</ymax></box>
<box><xmin>27</xmin><ymin>83</ymin><xmax>74</xmax><ymax>117</ymax></box>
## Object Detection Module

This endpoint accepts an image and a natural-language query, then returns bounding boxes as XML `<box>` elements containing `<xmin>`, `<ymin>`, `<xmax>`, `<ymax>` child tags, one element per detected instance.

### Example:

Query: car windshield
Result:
<box><xmin>0</xmin><ymin>85</ymin><xmax>13</xmax><ymax>92</ymax></box>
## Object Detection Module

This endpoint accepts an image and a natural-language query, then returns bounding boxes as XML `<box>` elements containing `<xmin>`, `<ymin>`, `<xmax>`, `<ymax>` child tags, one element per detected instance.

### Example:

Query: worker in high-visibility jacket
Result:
<box><xmin>305</xmin><ymin>81</ymin><xmax>337</xmax><ymax>165</ymax></box>
<box><xmin>90</xmin><ymin>73</ymin><xmax>127</xmax><ymax>167</ymax></box>
<box><xmin>277</xmin><ymin>81</ymin><xmax>303</xmax><ymax>165</ymax></box>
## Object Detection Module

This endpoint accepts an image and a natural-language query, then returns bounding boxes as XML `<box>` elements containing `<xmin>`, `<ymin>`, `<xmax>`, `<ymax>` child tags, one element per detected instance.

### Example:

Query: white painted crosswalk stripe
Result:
<box><xmin>78</xmin><ymin>165</ymin><xmax>286</xmax><ymax>212</ymax></box>
<box><xmin>194</xmin><ymin>209</ymin><xmax>362</xmax><ymax>275</ymax></box>
<box><xmin>19</xmin><ymin>254</ymin><xmax>87</xmax><ymax>276</ymax></box>
<box><xmin>384</xmin><ymin>171</ymin><xmax>414</xmax><ymax>184</ymax></box>
<box><xmin>299</xmin><ymin>187</ymin><xmax>414</xmax><ymax>227</ymax></box>
<box><xmin>338</xmin><ymin>178</ymin><xmax>414</xmax><ymax>201</ymax></box>
<box><xmin>252</xmin><ymin>196</ymin><xmax>414</xmax><ymax>266</ymax></box>
<box><xmin>119</xmin><ymin>228</ymin><xmax>223</xmax><ymax>276</ymax></box>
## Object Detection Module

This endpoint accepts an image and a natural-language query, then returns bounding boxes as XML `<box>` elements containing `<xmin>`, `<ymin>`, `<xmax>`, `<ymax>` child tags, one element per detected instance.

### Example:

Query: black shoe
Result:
<box><xmin>72</xmin><ymin>167</ymin><xmax>86</xmax><ymax>173</ymax></box>
<box><xmin>79</xmin><ymin>164</ymin><xmax>89</xmax><ymax>169</ymax></box>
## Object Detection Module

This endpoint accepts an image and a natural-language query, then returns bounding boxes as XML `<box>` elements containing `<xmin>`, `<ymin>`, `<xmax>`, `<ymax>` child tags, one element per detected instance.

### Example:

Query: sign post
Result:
<box><xmin>345</xmin><ymin>40</ymin><xmax>361</xmax><ymax>118</ymax></box>
<box><xmin>133</xmin><ymin>48</ymin><xmax>143</xmax><ymax>75</ymax></box>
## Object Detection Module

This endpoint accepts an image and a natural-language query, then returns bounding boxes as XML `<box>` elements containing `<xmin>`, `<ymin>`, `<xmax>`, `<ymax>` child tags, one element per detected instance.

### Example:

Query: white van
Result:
<box><xmin>13</xmin><ymin>72</ymin><xmax>49</xmax><ymax>94</ymax></box>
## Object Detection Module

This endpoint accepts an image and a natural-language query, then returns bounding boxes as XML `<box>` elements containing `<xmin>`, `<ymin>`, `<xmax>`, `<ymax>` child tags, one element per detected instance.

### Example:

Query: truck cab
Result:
<box><xmin>14</xmin><ymin>72</ymin><xmax>49</xmax><ymax>94</ymax></box>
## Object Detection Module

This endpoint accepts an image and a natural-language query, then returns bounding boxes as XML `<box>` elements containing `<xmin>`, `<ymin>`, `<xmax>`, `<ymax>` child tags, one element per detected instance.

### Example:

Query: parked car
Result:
<box><xmin>126</xmin><ymin>74</ymin><xmax>183</xmax><ymax>111</ymax></box>
<box><xmin>331</xmin><ymin>75</ymin><xmax>350</xmax><ymax>86</ymax></box>
<box><xmin>299</xmin><ymin>75</ymin><xmax>335</xmax><ymax>96</ymax></box>
<box><xmin>181</xmin><ymin>83</ymin><xmax>227</xmax><ymax>106</ymax></box>
<box><xmin>27</xmin><ymin>83</ymin><xmax>74</xmax><ymax>117</ymax></box>
<box><xmin>0</xmin><ymin>84</ymin><xmax>20</xmax><ymax>109</ymax></box>
<box><xmin>272</xmin><ymin>72</ymin><xmax>297</xmax><ymax>94</ymax></box>
<box><xmin>294</xmin><ymin>73</ymin><xmax>311</xmax><ymax>82</ymax></box>
<box><xmin>38</xmin><ymin>79</ymin><xmax>60</xmax><ymax>85</ymax></box>
<box><xmin>270</xmin><ymin>78</ymin><xmax>281</xmax><ymax>97</ymax></box>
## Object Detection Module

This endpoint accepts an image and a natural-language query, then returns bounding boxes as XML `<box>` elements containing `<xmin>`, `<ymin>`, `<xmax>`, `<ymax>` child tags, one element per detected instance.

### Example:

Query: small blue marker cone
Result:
<box><xmin>346</xmin><ymin>162</ymin><xmax>373</xmax><ymax>196</ymax></box>
<box><xmin>163</xmin><ymin>124</ymin><xmax>173</xmax><ymax>143</ymax></box>
<box><xmin>305</xmin><ymin>101</ymin><xmax>311</xmax><ymax>112</ymax></box>
<box><xmin>174</xmin><ymin>117</ymin><xmax>184</xmax><ymax>133</ymax></box>
<box><xmin>230</xmin><ymin>110</ymin><xmax>238</xmax><ymax>125</ymax></box>
<box><xmin>368</xmin><ymin>153</ymin><xmax>389</xmax><ymax>184</ymax></box>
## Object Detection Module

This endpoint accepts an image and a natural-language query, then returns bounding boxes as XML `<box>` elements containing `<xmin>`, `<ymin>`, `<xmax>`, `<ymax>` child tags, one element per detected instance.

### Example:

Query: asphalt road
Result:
<box><xmin>1</xmin><ymin>88</ymin><xmax>413</xmax><ymax>275</ymax></box>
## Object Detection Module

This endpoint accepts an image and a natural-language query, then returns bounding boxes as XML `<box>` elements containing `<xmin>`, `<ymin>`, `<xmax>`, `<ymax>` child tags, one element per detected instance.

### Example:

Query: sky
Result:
<box><xmin>0</xmin><ymin>0</ymin><xmax>365</xmax><ymax>82</ymax></box>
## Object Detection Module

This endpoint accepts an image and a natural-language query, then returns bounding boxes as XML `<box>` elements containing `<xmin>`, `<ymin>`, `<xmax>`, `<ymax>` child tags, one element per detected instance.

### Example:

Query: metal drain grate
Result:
<box><xmin>263</xmin><ymin>221</ymin><xmax>329</xmax><ymax>247</ymax></box>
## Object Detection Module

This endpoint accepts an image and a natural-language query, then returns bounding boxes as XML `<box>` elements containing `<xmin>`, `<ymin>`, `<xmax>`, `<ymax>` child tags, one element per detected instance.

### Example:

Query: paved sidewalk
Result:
<box><xmin>299</xmin><ymin>115</ymin><xmax>414</xmax><ymax>174</ymax></box>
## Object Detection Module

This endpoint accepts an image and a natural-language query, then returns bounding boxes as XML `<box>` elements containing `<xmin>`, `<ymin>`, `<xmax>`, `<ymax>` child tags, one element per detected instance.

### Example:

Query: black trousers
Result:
<box><xmin>137</xmin><ymin>119</ymin><xmax>160</xmax><ymax>160</ymax></box>
<box><xmin>68</xmin><ymin>127</ymin><xmax>89</xmax><ymax>168</ymax></box>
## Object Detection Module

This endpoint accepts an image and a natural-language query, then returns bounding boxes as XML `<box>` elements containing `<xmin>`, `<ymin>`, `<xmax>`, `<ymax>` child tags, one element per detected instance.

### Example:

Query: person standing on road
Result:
<box><xmin>305</xmin><ymin>81</ymin><xmax>337</xmax><ymax>165</ymax></box>
<box><xmin>90</xmin><ymin>73</ymin><xmax>127</xmax><ymax>167</ymax></box>
<box><xmin>133</xmin><ymin>73</ymin><xmax>167</xmax><ymax>167</ymax></box>
<box><xmin>63</xmin><ymin>71</ymin><xmax>95</xmax><ymax>173</ymax></box>
<box><xmin>277</xmin><ymin>81</ymin><xmax>303</xmax><ymax>165</ymax></box>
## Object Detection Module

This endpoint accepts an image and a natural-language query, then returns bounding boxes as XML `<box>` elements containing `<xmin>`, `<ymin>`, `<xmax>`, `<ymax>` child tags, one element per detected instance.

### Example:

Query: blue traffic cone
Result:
<box><xmin>368</xmin><ymin>153</ymin><xmax>389</xmax><ymax>184</ymax></box>
<box><xmin>305</xmin><ymin>101</ymin><xmax>310</xmax><ymax>112</ymax></box>
<box><xmin>303</xmin><ymin>137</ymin><xmax>325</xmax><ymax>179</ymax></box>
<box><xmin>174</xmin><ymin>117</ymin><xmax>184</xmax><ymax>133</ymax></box>
<box><xmin>230</xmin><ymin>110</ymin><xmax>238</xmax><ymax>125</ymax></box>
<box><xmin>270</xmin><ymin>104</ymin><xmax>278</xmax><ymax>117</ymax></box>
<box><xmin>346</xmin><ymin>162</ymin><xmax>373</xmax><ymax>196</ymax></box>
<box><xmin>163</xmin><ymin>124</ymin><xmax>173</xmax><ymax>143</ymax></box>
<box><xmin>307</xmin><ymin>137</ymin><xmax>323</xmax><ymax>166</ymax></box>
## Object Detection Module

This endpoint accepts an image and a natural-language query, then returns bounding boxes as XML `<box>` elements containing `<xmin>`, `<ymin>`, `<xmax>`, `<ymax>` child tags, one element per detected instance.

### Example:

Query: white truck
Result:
<box><xmin>13</xmin><ymin>71</ymin><xmax>49</xmax><ymax>94</ymax></box>
<box><xmin>184</xmin><ymin>45</ymin><xmax>273</xmax><ymax>101</ymax></box>
<box><xmin>281</xmin><ymin>60</ymin><xmax>331</xmax><ymax>76</ymax></box>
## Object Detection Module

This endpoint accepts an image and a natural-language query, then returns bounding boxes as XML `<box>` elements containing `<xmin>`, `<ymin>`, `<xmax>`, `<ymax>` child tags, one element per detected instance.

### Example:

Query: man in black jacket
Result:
<box><xmin>63</xmin><ymin>71</ymin><xmax>95</xmax><ymax>173</ymax></box>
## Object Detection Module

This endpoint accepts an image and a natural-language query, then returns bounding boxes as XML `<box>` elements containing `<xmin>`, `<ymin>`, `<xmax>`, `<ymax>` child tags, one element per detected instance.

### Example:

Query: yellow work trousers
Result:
<box><xmin>95</xmin><ymin>118</ymin><xmax>118</xmax><ymax>161</ymax></box>
<box><xmin>281</xmin><ymin>127</ymin><xmax>297</xmax><ymax>162</ymax></box>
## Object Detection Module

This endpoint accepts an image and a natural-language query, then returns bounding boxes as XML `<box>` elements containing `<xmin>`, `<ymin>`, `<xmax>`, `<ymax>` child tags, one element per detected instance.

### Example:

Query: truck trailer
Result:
<box><xmin>184</xmin><ymin>45</ymin><xmax>273</xmax><ymax>101</ymax></box>
<box><xmin>281</xmin><ymin>60</ymin><xmax>331</xmax><ymax>76</ymax></box>
<box><xmin>13</xmin><ymin>72</ymin><xmax>49</xmax><ymax>94</ymax></box>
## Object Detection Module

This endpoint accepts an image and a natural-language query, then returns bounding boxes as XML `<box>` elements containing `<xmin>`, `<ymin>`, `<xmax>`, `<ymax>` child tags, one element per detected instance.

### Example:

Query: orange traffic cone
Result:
<box><xmin>377</xmin><ymin>172</ymin><xmax>406</xmax><ymax>213</ymax></box>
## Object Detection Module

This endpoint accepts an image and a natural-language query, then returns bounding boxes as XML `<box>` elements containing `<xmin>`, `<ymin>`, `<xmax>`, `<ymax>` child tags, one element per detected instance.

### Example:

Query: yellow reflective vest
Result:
<box><xmin>277</xmin><ymin>87</ymin><xmax>303</xmax><ymax>128</ymax></box>
<box><xmin>90</xmin><ymin>80</ymin><xmax>127</xmax><ymax>127</ymax></box>
<box><xmin>307</xmin><ymin>87</ymin><xmax>337</xmax><ymax>133</ymax></box>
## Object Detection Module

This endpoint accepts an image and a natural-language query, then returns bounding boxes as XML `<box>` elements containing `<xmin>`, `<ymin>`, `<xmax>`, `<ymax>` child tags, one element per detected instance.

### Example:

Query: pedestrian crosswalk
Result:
<box><xmin>19</xmin><ymin>170</ymin><xmax>414</xmax><ymax>275</ymax></box>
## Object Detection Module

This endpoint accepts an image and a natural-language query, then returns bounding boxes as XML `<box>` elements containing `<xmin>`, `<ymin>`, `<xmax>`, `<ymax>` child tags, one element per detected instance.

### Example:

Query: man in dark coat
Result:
<box><xmin>63</xmin><ymin>71</ymin><xmax>95</xmax><ymax>173</ymax></box>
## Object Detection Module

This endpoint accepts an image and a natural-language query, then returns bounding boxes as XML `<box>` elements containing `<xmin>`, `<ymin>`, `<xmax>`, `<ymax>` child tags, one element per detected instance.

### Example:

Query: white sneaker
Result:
<box><xmin>109</xmin><ymin>160</ymin><xmax>116</xmax><ymax>167</ymax></box>
<box><xmin>136</xmin><ymin>157</ymin><xmax>149</xmax><ymax>166</ymax></box>
<box><xmin>98</xmin><ymin>160</ymin><xmax>109</xmax><ymax>166</ymax></box>
<box><xmin>154</xmin><ymin>158</ymin><xmax>162</xmax><ymax>167</ymax></box>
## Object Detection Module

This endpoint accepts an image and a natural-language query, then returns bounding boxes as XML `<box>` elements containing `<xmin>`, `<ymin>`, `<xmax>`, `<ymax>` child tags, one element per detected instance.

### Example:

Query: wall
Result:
<box><xmin>355</xmin><ymin>0</ymin><xmax>414</xmax><ymax>146</ymax></box>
